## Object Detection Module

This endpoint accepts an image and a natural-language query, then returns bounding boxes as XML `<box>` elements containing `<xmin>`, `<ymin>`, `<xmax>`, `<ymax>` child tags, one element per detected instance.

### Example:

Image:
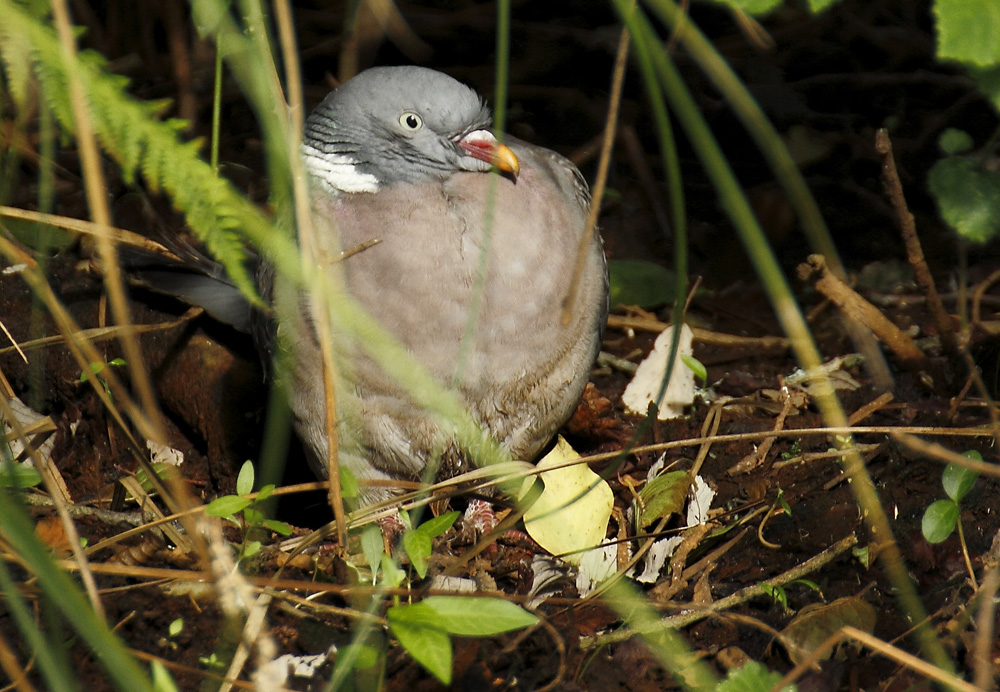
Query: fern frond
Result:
<box><xmin>0</xmin><ymin>0</ymin><xmax>297</xmax><ymax>302</ymax></box>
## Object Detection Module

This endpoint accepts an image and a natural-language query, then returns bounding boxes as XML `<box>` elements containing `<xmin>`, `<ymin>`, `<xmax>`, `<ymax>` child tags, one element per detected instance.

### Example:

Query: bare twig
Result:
<box><xmin>798</xmin><ymin>254</ymin><xmax>926</xmax><ymax>369</ymax></box>
<box><xmin>973</xmin><ymin>543</ymin><xmax>1000</xmax><ymax>688</ymax></box>
<box><xmin>848</xmin><ymin>391</ymin><xmax>894</xmax><ymax>426</ymax></box>
<box><xmin>583</xmin><ymin>533</ymin><xmax>858</xmax><ymax>646</ymax></box>
<box><xmin>606</xmin><ymin>314</ymin><xmax>790</xmax><ymax>350</ymax></box>
<box><xmin>875</xmin><ymin>129</ymin><xmax>957</xmax><ymax>356</ymax></box>
<box><xmin>971</xmin><ymin>267</ymin><xmax>1000</xmax><ymax>334</ymax></box>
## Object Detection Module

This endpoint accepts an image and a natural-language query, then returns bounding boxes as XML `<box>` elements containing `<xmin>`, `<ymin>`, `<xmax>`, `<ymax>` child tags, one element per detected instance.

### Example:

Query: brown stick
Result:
<box><xmin>798</xmin><ymin>254</ymin><xmax>926</xmax><ymax>368</ymax></box>
<box><xmin>875</xmin><ymin>129</ymin><xmax>957</xmax><ymax>355</ymax></box>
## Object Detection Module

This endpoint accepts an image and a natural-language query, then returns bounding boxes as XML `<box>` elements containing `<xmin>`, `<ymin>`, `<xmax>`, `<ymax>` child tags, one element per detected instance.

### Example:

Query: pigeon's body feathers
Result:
<box><xmin>277</xmin><ymin>67</ymin><xmax>607</xmax><ymax>503</ymax></box>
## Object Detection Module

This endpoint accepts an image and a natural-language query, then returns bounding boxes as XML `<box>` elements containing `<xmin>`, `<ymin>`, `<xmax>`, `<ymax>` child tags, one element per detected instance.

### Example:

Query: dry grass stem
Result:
<box><xmin>51</xmin><ymin>0</ymin><xmax>165</xmax><ymax>447</ymax></box>
<box><xmin>563</xmin><ymin>23</ymin><xmax>629</xmax><ymax>326</ymax></box>
<box><xmin>0</xmin><ymin>308</ymin><xmax>203</xmax><ymax>358</ymax></box>
<box><xmin>774</xmin><ymin>626</ymin><xmax>980</xmax><ymax>692</ymax></box>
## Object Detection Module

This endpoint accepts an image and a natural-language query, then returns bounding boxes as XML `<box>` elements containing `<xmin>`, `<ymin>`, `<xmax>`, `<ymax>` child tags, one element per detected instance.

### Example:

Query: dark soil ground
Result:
<box><xmin>2</xmin><ymin>1</ymin><xmax>1000</xmax><ymax>690</ymax></box>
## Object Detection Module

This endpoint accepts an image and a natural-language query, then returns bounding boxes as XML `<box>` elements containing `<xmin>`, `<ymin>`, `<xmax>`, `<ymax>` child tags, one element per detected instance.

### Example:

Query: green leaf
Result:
<box><xmin>236</xmin><ymin>461</ymin><xmax>254</xmax><ymax>496</ymax></box>
<box><xmin>928</xmin><ymin>156</ymin><xmax>1000</xmax><ymax>243</ymax></box>
<box><xmin>942</xmin><ymin>456</ymin><xmax>980</xmax><ymax>502</ymax></box>
<box><xmin>380</xmin><ymin>553</ymin><xmax>406</xmax><ymax>588</ymax></box>
<box><xmin>351</xmin><ymin>643</ymin><xmax>380</xmax><ymax>670</ymax></box>
<box><xmin>416</xmin><ymin>511</ymin><xmax>460</xmax><ymax>539</ymax></box>
<box><xmin>387</xmin><ymin>617</ymin><xmax>452</xmax><ymax>685</ymax></box>
<box><xmin>263</xmin><ymin>519</ymin><xmax>292</xmax><ymax>536</ymax></box>
<box><xmin>168</xmin><ymin>618</ymin><xmax>183</xmax><ymax>637</ymax></box>
<box><xmin>761</xmin><ymin>583</ymin><xmax>788</xmax><ymax>609</ymax></box>
<box><xmin>387</xmin><ymin>598</ymin><xmax>538</xmax><ymax>638</ymax></box>
<box><xmin>968</xmin><ymin>65</ymin><xmax>1000</xmax><ymax>113</ymax></box>
<box><xmin>921</xmin><ymin>499</ymin><xmax>959</xmax><ymax>543</ymax></box>
<box><xmin>204</xmin><ymin>495</ymin><xmax>252</xmax><ymax>518</ymax></box>
<box><xmin>243</xmin><ymin>507</ymin><xmax>264</xmax><ymax>526</ymax></box>
<box><xmin>806</xmin><ymin>0</ymin><xmax>840</xmax><ymax>12</ymax></box>
<box><xmin>403</xmin><ymin>529</ymin><xmax>432</xmax><ymax>579</ymax></box>
<box><xmin>789</xmin><ymin>579</ymin><xmax>823</xmax><ymax>597</ymax></box>
<box><xmin>134</xmin><ymin>463</ymin><xmax>170</xmax><ymax>492</ymax></box>
<box><xmin>777</xmin><ymin>491</ymin><xmax>792</xmax><ymax>516</ymax></box>
<box><xmin>938</xmin><ymin>128</ymin><xmax>974</xmax><ymax>155</ymax></box>
<box><xmin>638</xmin><ymin>470</ymin><xmax>690</xmax><ymax>529</ymax></box>
<box><xmin>360</xmin><ymin>523</ymin><xmax>385</xmax><ymax>583</ymax></box>
<box><xmin>700</xmin><ymin>0</ymin><xmax>784</xmax><ymax>16</ymax></box>
<box><xmin>421</xmin><ymin>596</ymin><xmax>539</xmax><ymax>636</ymax></box>
<box><xmin>256</xmin><ymin>484</ymin><xmax>274</xmax><ymax>501</ymax></box>
<box><xmin>242</xmin><ymin>540</ymin><xmax>262</xmax><ymax>558</ymax></box>
<box><xmin>680</xmin><ymin>354</ymin><xmax>707</xmax><ymax>382</ymax></box>
<box><xmin>717</xmin><ymin>660</ymin><xmax>794</xmax><ymax>692</ymax></box>
<box><xmin>934</xmin><ymin>0</ymin><xmax>1000</xmax><ymax>67</ymax></box>
<box><xmin>608</xmin><ymin>259</ymin><xmax>677</xmax><ymax>309</ymax></box>
<box><xmin>398</xmin><ymin>507</ymin><xmax>413</xmax><ymax>531</ymax></box>
<box><xmin>339</xmin><ymin>465</ymin><xmax>359</xmax><ymax>499</ymax></box>
<box><xmin>80</xmin><ymin>362</ymin><xmax>104</xmax><ymax>382</ymax></box>
<box><xmin>0</xmin><ymin>462</ymin><xmax>42</xmax><ymax>488</ymax></box>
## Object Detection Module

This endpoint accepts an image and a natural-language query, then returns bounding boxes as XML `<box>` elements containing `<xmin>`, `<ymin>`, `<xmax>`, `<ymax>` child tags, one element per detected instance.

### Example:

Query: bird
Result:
<box><xmin>140</xmin><ymin>66</ymin><xmax>608</xmax><ymax>511</ymax></box>
<box><xmin>277</xmin><ymin>66</ymin><xmax>608</xmax><ymax>509</ymax></box>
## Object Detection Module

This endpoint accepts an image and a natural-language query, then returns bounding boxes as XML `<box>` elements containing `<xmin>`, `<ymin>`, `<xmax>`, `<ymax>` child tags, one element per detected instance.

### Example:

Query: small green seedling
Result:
<box><xmin>717</xmin><ymin>661</ymin><xmax>795</xmax><ymax>692</ymax></box>
<box><xmin>780</xmin><ymin>439</ymin><xmax>803</xmax><ymax>461</ymax></box>
<box><xmin>79</xmin><ymin>357</ymin><xmax>126</xmax><ymax>396</ymax></box>
<box><xmin>681</xmin><ymin>353</ymin><xmax>707</xmax><ymax>383</ymax></box>
<box><xmin>135</xmin><ymin>463</ymin><xmax>172</xmax><ymax>493</ymax></box>
<box><xmin>401</xmin><ymin>510</ymin><xmax>460</xmax><ymax>579</ymax></box>
<box><xmin>204</xmin><ymin>461</ymin><xmax>291</xmax><ymax>560</ymax></box>
<box><xmin>353</xmin><ymin>514</ymin><xmax>531</xmax><ymax>685</ymax></box>
<box><xmin>386</xmin><ymin>596</ymin><xmax>538</xmax><ymax>685</ymax></box>
<box><xmin>198</xmin><ymin>652</ymin><xmax>224</xmax><ymax>671</ymax></box>
<box><xmin>760</xmin><ymin>579</ymin><xmax>823</xmax><ymax>613</ymax></box>
<box><xmin>921</xmin><ymin>451</ymin><xmax>981</xmax><ymax>543</ymax></box>
<box><xmin>161</xmin><ymin>618</ymin><xmax>183</xmax><ymax>652</ymax></box>
<box><xmin>921</xmin><ymin>450</ymin><xmax>982</xmax><ymax>584</ymax></box>
<box><xmin>852</xmin><ymin>544</ymin><xmax>872</xmax><ymax>570</ymax></box>
<box><xmin>359</xmin><ymin>509</ymin><xmax>460</xmax><ymax>586</ymax></box>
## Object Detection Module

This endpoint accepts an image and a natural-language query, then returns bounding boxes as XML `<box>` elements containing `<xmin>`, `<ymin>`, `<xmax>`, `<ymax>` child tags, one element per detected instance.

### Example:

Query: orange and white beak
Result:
<box><xmin>459</xmin><ymin>130</ymin><xmax>520</xmax><ymax>178</ymax></box>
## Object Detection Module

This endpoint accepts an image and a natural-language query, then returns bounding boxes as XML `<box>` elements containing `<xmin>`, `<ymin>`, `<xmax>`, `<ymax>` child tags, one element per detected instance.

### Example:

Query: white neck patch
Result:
<box><xmin>302</xmin><ymin>143</ymin><xmax>379</xmax><ymax>194</ymax></box>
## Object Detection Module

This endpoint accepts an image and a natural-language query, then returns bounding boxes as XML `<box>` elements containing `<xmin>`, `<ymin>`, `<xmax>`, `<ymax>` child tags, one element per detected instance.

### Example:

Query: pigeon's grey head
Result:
<box><xmin>303</xmin><ymin>66</ymin><xmax>519</xmax><ymax>193</ymax></box>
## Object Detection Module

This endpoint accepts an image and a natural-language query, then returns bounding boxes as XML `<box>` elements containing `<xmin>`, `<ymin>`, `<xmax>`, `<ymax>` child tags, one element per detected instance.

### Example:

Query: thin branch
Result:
<box><xmin>876</xmin><ymin>128</ymin><xmax>957</xmax><ymax>356</ymax></box>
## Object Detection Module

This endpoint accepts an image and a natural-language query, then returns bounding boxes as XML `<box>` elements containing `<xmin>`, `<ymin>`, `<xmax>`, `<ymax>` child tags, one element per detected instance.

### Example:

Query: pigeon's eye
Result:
<box><xmin>399</xmin><ymin>112</ymin><xmax>423</xmax><ymax>131</ymax></box>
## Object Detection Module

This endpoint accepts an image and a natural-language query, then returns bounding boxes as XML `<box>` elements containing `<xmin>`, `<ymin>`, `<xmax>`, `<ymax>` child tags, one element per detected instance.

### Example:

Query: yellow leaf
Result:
<box><xmin>522</xmin><ymin>436</ymin><xmax>613</xmax><ymax>564</ymax></box>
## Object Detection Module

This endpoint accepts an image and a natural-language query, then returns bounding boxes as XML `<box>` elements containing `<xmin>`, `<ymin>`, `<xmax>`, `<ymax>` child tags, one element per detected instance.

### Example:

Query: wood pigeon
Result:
<box><xmin>142</xmin><ymin>66</ymin><xmax>608</xmax><ymax>509</ymax></box>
